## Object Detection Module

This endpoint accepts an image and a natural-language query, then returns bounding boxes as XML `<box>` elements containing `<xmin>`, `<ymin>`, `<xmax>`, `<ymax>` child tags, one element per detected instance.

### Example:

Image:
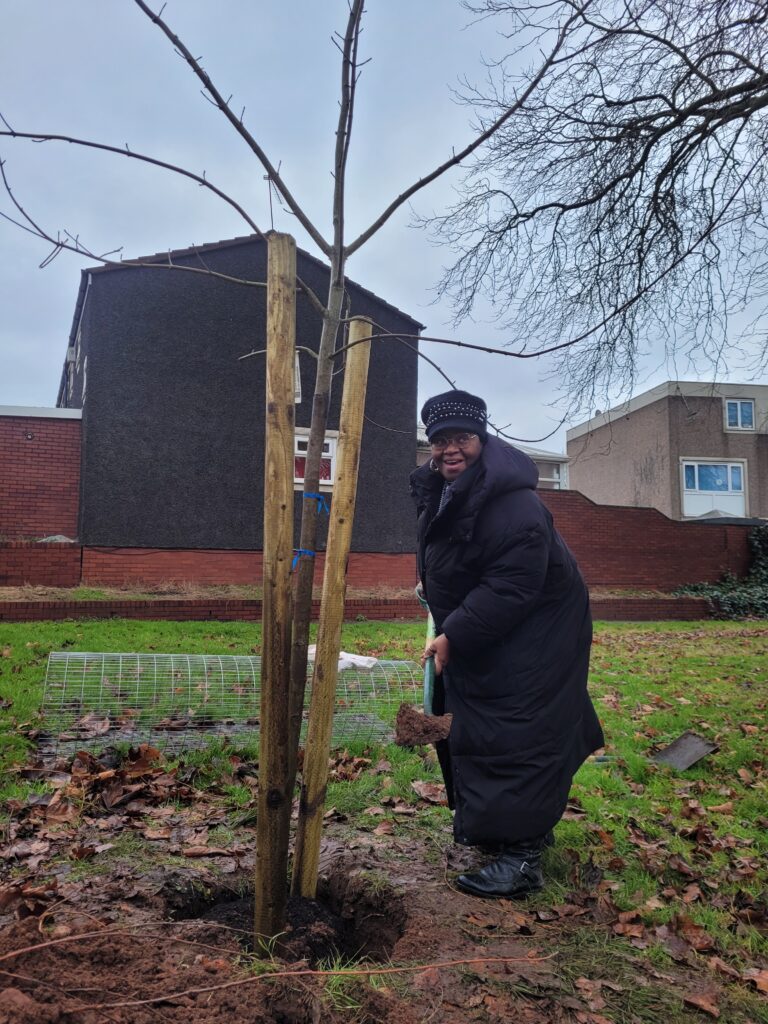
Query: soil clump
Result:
<box><xmin>394</xmin><ymin>702</ymin><xmax>452</xmax><ymax>746</ymax></box>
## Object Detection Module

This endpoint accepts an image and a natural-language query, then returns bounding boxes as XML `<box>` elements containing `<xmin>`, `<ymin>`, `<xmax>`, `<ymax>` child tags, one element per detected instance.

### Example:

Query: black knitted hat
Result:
<box><xmin>421</xmin><ymin>390</ymin><xmax>488</xmax><ymax>441</ymax></box>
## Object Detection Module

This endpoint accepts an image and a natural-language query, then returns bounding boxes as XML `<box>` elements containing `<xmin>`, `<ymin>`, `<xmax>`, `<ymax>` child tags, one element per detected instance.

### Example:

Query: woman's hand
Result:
<box><xmin>422</xmin><ymin>633</ymin><xmax>450</xmax><ymax>676</ymax></box>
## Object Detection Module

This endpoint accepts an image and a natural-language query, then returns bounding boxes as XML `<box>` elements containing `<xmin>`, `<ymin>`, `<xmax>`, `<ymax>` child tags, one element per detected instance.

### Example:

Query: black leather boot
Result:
<box><xmin>456</xmin><ymin>836</ymin><xmax>545</xmax><ymax>899</ymax></box>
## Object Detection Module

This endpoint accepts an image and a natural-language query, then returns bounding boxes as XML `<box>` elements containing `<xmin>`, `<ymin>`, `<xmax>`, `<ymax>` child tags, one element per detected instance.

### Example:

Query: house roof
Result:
<box><xmin>566</xmin><ymin>380</ymin><xmax>768</xmax><ymax>442</ymax></box>
<box><xmin>65</xmin><ymin>232</ymin><xmax>425</xmax><ymax>353</ymax></box>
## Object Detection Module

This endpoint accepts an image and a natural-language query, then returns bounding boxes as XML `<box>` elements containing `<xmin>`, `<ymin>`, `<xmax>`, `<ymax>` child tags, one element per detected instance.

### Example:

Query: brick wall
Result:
<box><xmin>541</xmin><ymin>490</ymin><xmax>751</xmax><ymax>588</ymax></box>
<box><xmin>0</xmin><ymin>541</ymin><xmax>81</xmax><ymax>587</ymax></box>
<box><xmin>0</xmin><ymin>482</ymin><xmax>755</xmax><ymax>592</ymax></box>
<box><xmin>81</xmin><ymin>548</ymin><xmax>417</xmax><ymax>589</ymax></box>
<box><xmin>0</xmin><ymin>415</ymin><xmax>81</xmax><ymax>539</ymax></box>
<box><xmin>0</xmin><ymin>594</ymin><xmax>710</xmax><ymax>623</ymax></box>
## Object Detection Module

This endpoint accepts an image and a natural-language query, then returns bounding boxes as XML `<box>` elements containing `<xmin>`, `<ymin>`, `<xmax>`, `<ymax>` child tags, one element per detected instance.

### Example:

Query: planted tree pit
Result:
<box><xmin>168</xmin><ymin>858</ymin><xmax>407</xmax><ymax>964</ymax></box>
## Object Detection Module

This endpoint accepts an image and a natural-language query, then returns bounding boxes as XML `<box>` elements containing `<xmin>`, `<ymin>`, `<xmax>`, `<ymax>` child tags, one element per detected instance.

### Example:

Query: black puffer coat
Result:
<box><xmin>410</xmin><ymin>436</ymin><xmax>604</xmax><ymax>846</ymax></box>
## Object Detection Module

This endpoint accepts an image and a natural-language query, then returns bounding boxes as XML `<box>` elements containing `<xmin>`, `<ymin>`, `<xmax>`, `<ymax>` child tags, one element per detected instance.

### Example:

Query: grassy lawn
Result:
<box><xmin>0</xmin><ymin>617</ymin><xmax>766</xmax><ymax>1021</ymax></box>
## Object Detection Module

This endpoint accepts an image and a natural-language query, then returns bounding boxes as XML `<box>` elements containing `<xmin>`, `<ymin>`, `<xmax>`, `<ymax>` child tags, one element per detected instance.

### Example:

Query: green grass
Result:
<box><xmin>1</xmin><ymin>616</ymin><xmax>767</xmax><ymax>1019</ymax></box>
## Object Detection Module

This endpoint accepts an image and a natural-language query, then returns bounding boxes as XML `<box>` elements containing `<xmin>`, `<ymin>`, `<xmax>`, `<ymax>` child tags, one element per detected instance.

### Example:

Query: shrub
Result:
<box><xmin>677</xmin><ymin>524</ymin><xmax>768</xmax><ymax>618</ymax></box>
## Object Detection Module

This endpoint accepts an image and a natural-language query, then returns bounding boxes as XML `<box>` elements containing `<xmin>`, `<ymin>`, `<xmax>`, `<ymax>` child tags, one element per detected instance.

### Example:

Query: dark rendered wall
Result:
<box><xmin>76</xmin><ymin>238</ymin><xmax>420</xmax><ymax>552</ymax></box>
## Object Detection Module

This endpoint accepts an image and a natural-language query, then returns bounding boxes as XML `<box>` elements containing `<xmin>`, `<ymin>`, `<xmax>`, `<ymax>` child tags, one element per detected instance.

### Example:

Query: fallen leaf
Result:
<box><xmin>742</xmin><ymin>967</ymin><xmax>768</xmax><ymax>994</ymax></box>
<box><xmin>641</xmin><ymin>896</ymin><xmax>666</xmax><ymax>911</ymax></box>
<box><xmin>44</xmin><ymin>790</ymin><xmax>79</xmax><ymax>824</ymax></box>
<box><xmin>681</xmin><ymin>884</ymin><xmax>703</xmax><ymax>904</ymax></box>
<box><xmin>613</xmin><ymin>921</ymin><xmax>645</xmax><ymax>938</ymax></box>
<box><xmin>683</xmin><ymin>991</ymin><xmax>720</xmax><ymax>1017</ymax></box>
<box><xmin>708</xmin><ymin>801</ymin><xmax>734</xmax><ymax>814</ymax></box>
<box><xmin>142</xmin><ymin>826</ymin><xmax>173</xmax><ymax>840</ymax></box>
<box><xmin>410</xmin><ymin>780</ymin><xmax>447</xmax><ymax>804</ymax></box>
<box><xmin>76</xmin><ymin>712</ymin><xmax>111</xmax><ymax>738</ymax></box>
<box><xmin>676</xmin><ymin>915</ymin><xmax>716</xmax><ymax>951</ymax></box>
<box><xmin>466</xmin><ymin>911</ymin><xmax>499</xmax><ymax>929</ymax></box>
<box><xmin>68</xmin><ymin>845</ymin><xmax>98</xmax><ymax>861</ymax></box>
<box><xmin>1</xmin><ymin>839</ymin><xmax>51</xmax><ymax>861</ymax></box>
<box><xmin>706</xmin><ymin>957</ymin><xmax>740</xmax><ymax>980</ymax></box>
<box><xmin>412</xmin><ymin>967</ymin><xmax>442</xmax><ymax>992</ymax></box>
<box><xmin>667</xmin><ymin>855</ymin><xmax>696</xmax><ymax>877</ymax></box>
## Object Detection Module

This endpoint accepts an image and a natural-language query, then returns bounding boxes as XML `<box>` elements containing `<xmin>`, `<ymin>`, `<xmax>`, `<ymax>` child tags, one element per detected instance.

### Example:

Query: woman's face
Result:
<box><xmin>430</xmin><ymin>431</ymin><xmax>483</xmax><ymax>481</ymax></box>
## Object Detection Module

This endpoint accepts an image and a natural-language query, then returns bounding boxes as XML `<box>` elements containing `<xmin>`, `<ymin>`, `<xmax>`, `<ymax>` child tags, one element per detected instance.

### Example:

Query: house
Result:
<box><xmin>50</xmin><ymin>233</ymin><xmax>424</xmax><ymax>580</ymax></box>
<box><xmin>566</xmin><ymin>381</ymin><xmax>768</xmax><ymax>520</ymax></box>
<box><xmin>416</xmin><ymin>424</ymin><xmax>569</xmax><ymax>488</ymax></box>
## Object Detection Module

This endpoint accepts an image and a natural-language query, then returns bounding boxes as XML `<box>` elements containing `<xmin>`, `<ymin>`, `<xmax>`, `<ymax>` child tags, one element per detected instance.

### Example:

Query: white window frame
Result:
<box><xmin>681</xmin><ymin>459</ymin><xmax>746</xmax><ymax>495</ymax></box>
<box><xmin>81</xmin><ymin>356</ymin><xmax>88</xmax><ymax>404</ymax></box>
<box><xmin>294</xmin><ymin>350</ymin><xmax>302</xmax><ymax>404</ymax></box>
<box><xmin>724</xmin><ymin>398</ymin><xmax>755</xmax><ymax>432</ymax></box>
<box><xmin>535</xmin><ymin>461</ymin><xmax>565</xmax><ymax>490</ymax></box>
<box><xmin>294</xmin><ymin>427</ymin><xmax>338</xmax><ymax>492</ymax></box>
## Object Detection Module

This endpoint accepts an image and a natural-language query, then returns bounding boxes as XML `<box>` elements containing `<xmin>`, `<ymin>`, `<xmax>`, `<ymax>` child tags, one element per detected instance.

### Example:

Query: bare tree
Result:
<box><xmin>0</xmin><ymin>0</ymin><xmax>588</xmax><ymax>934</ymax></box>
<box><xmin>427</xmin><ymin>0</ymin><xmax>768</xmax><ymax>417</ymax></box>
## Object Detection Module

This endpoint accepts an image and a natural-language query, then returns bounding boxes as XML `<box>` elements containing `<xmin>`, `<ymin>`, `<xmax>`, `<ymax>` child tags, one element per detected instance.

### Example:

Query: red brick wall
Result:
<box><xmin>81</xmin><ymin>548</ymin><xmax>416</xmax><ymax>589</ymax></box>
<box><xmin>0</xmin><ymin>416</ymin><xmax>81</xmax><ymax>540</ymax></box>
<box><xmin>0</xmin><ymin>541</ymin><xmax>81</xmax><ymax>587</ymax></box>
<box><xmin>541</xmin><ymin>490</ymin><xmax>751</xmax><ymax>588</ymax></box>
<box><xmin>0</xmin><ymin>485</ymin><xmax>754</xmax><ymax>592</ymax></box>
<box><xmin>0</xmin><ymin>594</ymin><xmax>710</xmax><ymax>623</ymax></box>
<box><xmin>74</xmin><ymin>499</ymin><xmax>753</xmax><ymax>591</ymax></box>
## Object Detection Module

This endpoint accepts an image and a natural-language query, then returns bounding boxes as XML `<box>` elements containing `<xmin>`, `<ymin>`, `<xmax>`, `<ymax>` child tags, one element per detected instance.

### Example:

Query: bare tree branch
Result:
<box><xmin>426</xmin><ymin>0</ymin><xmax>768</xmax><ymax>414</ymax></box>
<box><xmin>345</xmin><ymin>1</ymin><xmax>592</xmax><ymax>255</ymax></box>
<box><xmin>331</xmin><ymin>0</ymin><xmax>365</xmax><ymax>278</ymax></box>
<box><xmin>132</xmin><ymin>0</ymin><xmax>331</xmax><ymax>256</ymax></box>
<box><xmin>0</xmin><ymin>157</ymin><xmax>270</xmax><ymax>287</ymax></box>
<box><xmin>0</xmin><ymin>125</ymin><xmax>265</xmax><ymax>238</ymax></box>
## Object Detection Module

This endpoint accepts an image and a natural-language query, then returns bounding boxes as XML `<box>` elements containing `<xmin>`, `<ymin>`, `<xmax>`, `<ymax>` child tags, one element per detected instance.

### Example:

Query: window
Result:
<box><xmin>294</xmin><ymin>429</ymin><xmax>337</xmax><ymax>490</ymax></box>
<box><xmin>725</xmin><ymin>398</ymin><xmax>755</xmax><ymax>430</ymax></box>
<box><xmin>683</xmin><ymin>461</ymin><xmax>744</xmax><ymax>494</ymax></box>
<box><xmin>534</xmin><ymin>461</ymin><xmax>565</xmax><ymax>490</ymax></box>
<box><xmin>681</xmin><ymin>459</ymin><xmax>747</xmax><ymax>517</ymax></box>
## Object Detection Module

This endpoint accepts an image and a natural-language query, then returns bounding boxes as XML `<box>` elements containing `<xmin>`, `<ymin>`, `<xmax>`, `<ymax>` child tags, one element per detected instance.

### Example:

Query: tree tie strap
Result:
<box><xmin>303</xmin><ymin>491</ymin><xmax>330</xmax><ymax>515</ymax></box>
<box><xmin>291</xmin><ymin>548</ymin><xmax>316</xmax><ymax>571</ymax></box>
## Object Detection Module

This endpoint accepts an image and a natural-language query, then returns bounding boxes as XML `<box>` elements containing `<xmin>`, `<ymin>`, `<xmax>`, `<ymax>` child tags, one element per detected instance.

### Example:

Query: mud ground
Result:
<box><xmin>2</xmin><ymin>831</ymin><xmax>762</xmax><ymax>1024</ymax></box>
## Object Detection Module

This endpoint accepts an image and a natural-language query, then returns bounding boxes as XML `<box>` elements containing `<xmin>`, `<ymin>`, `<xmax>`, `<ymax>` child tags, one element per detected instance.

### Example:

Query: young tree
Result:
<box><xmin>428</xmin><ymin>0</ymin><xmax>768</xmax><ymax>417</ymax></box>
<box><xmin>0</xmin><ymin>0</ymin><xmax>592</xmax><ymax>935</ymax></box>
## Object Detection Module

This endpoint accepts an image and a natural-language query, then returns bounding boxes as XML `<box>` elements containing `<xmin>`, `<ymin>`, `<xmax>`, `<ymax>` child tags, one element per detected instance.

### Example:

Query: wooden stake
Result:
<box><xmin>291</xmin><ymin>317</ymin><xmax>372</xmax><ymax>897</ymax></box>
<box><xmin>254</xmin><ymin>232</ymin><xmax>296</xmax><ymax>941</ymax></box>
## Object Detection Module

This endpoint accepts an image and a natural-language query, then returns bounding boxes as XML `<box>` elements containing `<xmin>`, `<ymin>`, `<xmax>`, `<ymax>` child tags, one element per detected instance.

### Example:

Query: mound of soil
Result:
<box><xmin>394</xmin><ymin>702</ymin><xmax>452</xmax><ymax>746</ymax></box>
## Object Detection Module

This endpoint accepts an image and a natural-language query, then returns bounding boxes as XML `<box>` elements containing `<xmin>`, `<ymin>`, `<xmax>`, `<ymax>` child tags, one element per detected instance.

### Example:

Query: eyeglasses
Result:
<box><xmin>429</xmin><ymin>432</ymin><xmax>478</xmax><ymax>451</ymax></box>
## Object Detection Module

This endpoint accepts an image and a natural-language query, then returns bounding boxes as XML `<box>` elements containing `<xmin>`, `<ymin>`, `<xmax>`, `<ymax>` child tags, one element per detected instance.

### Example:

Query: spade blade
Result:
<box><xmin>652</xmin><ymin>730</ymin><xmax>718</xmax><ymax>770</ymax></box>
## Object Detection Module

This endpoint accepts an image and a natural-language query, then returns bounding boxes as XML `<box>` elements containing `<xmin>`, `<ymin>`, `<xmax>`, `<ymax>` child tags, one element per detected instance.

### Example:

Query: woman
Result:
<box><xmin>411</xmin><ymin>390</ymin><xmax>604</xmax><ymax>898</ymax></box>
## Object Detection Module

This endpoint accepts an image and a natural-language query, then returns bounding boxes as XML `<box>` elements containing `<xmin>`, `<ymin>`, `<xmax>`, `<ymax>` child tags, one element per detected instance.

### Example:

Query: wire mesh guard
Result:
<box><xmin>40</xmin><ymin>652</ymin><xmax>421</xmax><ymax>757</ymax></box>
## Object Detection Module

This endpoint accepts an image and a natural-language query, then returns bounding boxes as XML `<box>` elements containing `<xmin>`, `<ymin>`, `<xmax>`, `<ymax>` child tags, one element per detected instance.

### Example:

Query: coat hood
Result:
<box><xmin>410</xmin><ymin>435</ymin><xmax>539</xmax><ymax>513</ymax></box>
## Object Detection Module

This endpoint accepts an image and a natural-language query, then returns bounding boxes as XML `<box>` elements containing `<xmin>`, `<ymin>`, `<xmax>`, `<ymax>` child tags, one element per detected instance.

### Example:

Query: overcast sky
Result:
<box><xmin>0</xmin><ymin>2</ymin><xmax>758</xmax><ymax>452</ymax></box>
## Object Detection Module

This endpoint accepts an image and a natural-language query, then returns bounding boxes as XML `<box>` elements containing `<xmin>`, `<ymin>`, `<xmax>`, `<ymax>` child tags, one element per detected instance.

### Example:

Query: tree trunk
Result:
<box><xmin>286</xmin><ymin>273</ymin><xmax>346</xmax><ymax>790</ymax></box>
